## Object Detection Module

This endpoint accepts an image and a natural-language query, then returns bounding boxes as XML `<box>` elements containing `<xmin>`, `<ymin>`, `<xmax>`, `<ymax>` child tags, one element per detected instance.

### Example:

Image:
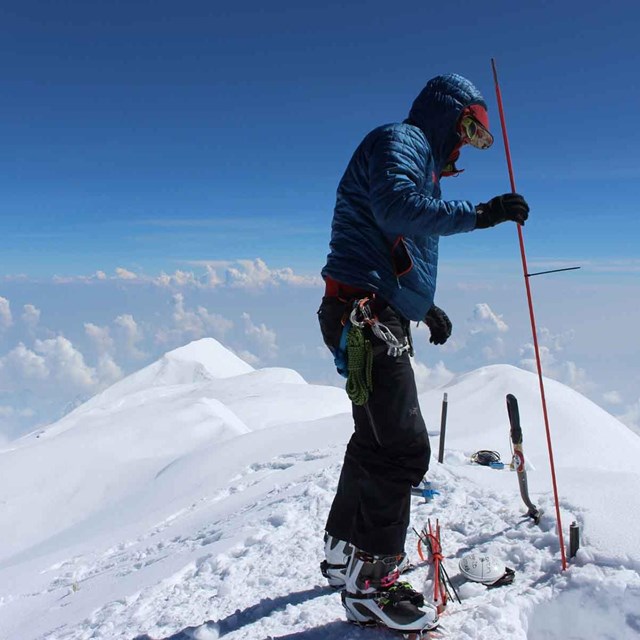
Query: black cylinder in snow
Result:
<box><xmin>569</xmin><ymin>521</ymin><xmax>580</xmax><ymax>558</ymax></box>
<box><xmin>438</xmin><ymin>392</ymin><xmax>448</xmax><ymax>464</ymax></box>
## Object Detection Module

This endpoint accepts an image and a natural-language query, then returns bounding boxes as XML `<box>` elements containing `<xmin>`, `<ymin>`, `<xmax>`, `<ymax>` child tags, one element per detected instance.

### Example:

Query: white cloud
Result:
<box><xmin>469</xmin><ymin>303</ymin><xmax>509</xmax><ymax>362</ymax></box>
<box><xmin>85</xmin><ymin>323</ymin><xmax>115</xmax><ymax>354</ymax></box>
<box><xmin>0</xmin><ymin>330</ymin><xmax>130</xmax><ymax>438</ymax></box>
<box><xmin>154</xmin><ymin>266</ymin><xmax>223</xmax><ymax>289</ymax></box>
<box><xmin>234</xmin><ymin>349</ymin><xmax>261</xmax><ymax>367</ymax></box>
<box><xmin>155</xmin><ymin>270</ymin><xmax>200</xmax><ymax>288</ymax></box>
<box><xmin>615</xmin><ymin>398</ymin><xmax>640</xmax><ymax>435</ymax></box>
<box><xmin>0</xmin><ymin>273</ymin><xmax>634</xmax><ymax>449</ymax></box>
<box><xmin>114</xmin><ymin>314</ymin><xmax>146</xmax><ymax>359</ymax></box>
<box><xmin>538</xmin><ymin>327</ymin><xmax>574</xmax><ymax>353</ymax></box>
<box><xmin>0</xmin><ymin>405</ymin><xmax>14</xmax><ymax>417</ymax></box>
<box><xmin>96</xmin><ymin>354</ymin><xmax>123</xmax><ymax>387</ymax></box>
<box><xmin>171</xmin><ymin>293</ymin><xmax>205</xmax><ymax>337</ymax></box>
<box><xmin>115</xmin><ymin>267</ymin><xmax>137</xmax><ymax>280</ymax></box>
<box><xmin>203</xmin><ymin>265</ymin><xmax>223</xmax><ymax>287</ymax></box>
<box><xmin>559</xmin><ymin>360</ymin><xmax>592</xmax><ymax>392</ymax></box>
<box><xmin>241</xmin><ymin>312</ymin><xmax>278</xmax><ymax>361</ymax></box>
<box><xmin>470</xmin><ymin>303</ymin><xmax>509</xmax><ymax>334</ymax></box>
<box><xmin>0</xmin><ymin>343</ymin><xmax>48</xmax><ymax>388</ymax></box>
<box><xmin>83</xmin><ymin>323</ymin><xmax>123</xmax><ymax>386</ymax></box>
<box><xmin>411</xmin><ymin>359</ymin><xmax>455</xmax><ymax>394</ymax></box>
<box><xmin>0</xmin><ymin>333</ymin><xmax>126</xmax><ymax>408</ymax></box>
<box><xmin>0</xmin><ymin>338</ymin><xmax>97</xmax><ymax>394</ymax></box>
<box><xmin>435</xmin><ymin>302</ymin><xmax>510</xmax><ymax>361</ymax></box>
<box><xmin>0</xmin><ymin>405</ymin><xmax>36</xmax><ymax>418</ymax></box>
<box><xmin>10</xmin><ymin>259</ymin><xmax>321</xmax><ymax>290</ymax></box>
<box><xmin>33</xmin><ymin>337</ymin><xmax>97</xmax><ymax>390</ymax></box>
<box><xmin>22</xmin><ymin>304</ymin><xmax>41</xmax><ymax>331</ymax></box>
<box><xmin>519</xmin><ymin>327</ymin><xmax>594</xmax><ymax>394</ymax></box>
<box><xmin>223</xmin><ymin>259</ymin><xmax>321</xmax><ymax>289</ymax></box>
<box><xmin>519</xmin><ymin>343</ymin><xmax>550</xmax><ymax>372</ymax></box>
<box><xmin>156</xmin><ymin>293</ymin><xmax>234</xmax><ymax>346</ymax></box>
<box><xmin>154</xmin><ymin>294</ymin><xmax>233</xmax><ymax>351</ymax></box>
<box><xmin>53</xmin><ymin>271</ymin><xmax>111</xmax><ymax>284</ymax></box>
<box><xmin>0</xmin><ymin>297</ymin><xmax>13</xmax><ymax>330</ymax></box>
<box><xmin>603</xmin><ymin>391</ymin><xmax>623</xmax><ymax>405</ymax></box>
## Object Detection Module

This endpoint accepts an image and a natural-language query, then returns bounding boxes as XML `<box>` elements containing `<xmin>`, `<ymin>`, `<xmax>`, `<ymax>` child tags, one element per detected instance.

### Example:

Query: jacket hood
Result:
<box><xmin>405</xmin><ymin>74</ymin><xmax>488</xmax><ymax>172</ymax></box>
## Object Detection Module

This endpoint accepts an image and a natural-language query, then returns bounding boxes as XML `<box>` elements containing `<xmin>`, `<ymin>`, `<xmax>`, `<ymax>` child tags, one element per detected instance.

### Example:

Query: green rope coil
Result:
<box><xmin>345</xmin><ymin>325</ymin><xmax>373</xmax><ymax>405</ymax></box>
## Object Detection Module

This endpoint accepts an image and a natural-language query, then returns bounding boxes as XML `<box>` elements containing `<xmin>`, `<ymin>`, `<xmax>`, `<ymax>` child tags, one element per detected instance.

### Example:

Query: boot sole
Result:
<box><xmin>346</xmin><ymin>619</ymin><xmax>436</xmax><ymax>638</ymax></box>
<box><xmin>343</xmin><ymin>601</ymin><xmax>438</xmax><ymax>633</ymax></box>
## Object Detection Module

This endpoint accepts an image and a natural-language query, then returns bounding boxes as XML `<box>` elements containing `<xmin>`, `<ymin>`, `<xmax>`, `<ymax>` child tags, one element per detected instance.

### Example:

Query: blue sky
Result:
<box><xmin>2</xmin><ymin>0</ymin><xmax>639</xmax><ymax>275</ymax></box>
<box><xmin>1</xmin><ymin>1</ymin><xmax>639</xmax><ymax>439</ymax></box>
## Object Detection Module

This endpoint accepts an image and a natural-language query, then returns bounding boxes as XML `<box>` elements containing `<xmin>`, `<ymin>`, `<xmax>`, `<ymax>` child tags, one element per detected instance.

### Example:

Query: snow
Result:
<box><xmin>0</xmin><ymin>338</ymin><xmax>639</xmax><ymax>640</ymax></box>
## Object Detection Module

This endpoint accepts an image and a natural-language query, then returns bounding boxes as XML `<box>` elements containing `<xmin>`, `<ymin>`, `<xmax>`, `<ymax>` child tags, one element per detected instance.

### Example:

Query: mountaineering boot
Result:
<box><xmin>341</xmin><ymin>550</ymin><xmax>438</xmax><ymax>633</ymax></box>
<box><xmin>320</xmin><ymin>533</ymin><xmax>354</xmax><ymax>588</ymax></box>
<box><xmin>321</xmin><ymin>533</ymin><xmax>411</xmax><ymax>589</ymax></box>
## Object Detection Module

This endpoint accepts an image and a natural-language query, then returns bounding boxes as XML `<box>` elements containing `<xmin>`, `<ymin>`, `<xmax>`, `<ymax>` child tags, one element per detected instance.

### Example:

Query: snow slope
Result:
<box><xmin>0</xmin><ymin>338</ymin><xmax>639</xmax><ymax>640</ymax></box>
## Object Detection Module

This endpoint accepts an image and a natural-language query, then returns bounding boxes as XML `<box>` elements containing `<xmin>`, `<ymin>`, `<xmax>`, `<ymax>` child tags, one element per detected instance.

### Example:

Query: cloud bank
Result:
<box><xmin>38</xmin><ymin>259</ymin><xmax>322</xmax><ymax>290</ymax></box>
<box><xmin>0</xmin><ymin>259</ymin><xmax>637</xmax><ymax>441</ymax></box>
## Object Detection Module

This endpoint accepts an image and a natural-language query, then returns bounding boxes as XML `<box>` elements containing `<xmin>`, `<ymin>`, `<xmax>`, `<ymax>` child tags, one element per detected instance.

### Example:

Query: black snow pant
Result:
<box><xmin>317</xmin><ymin>296</ymin><xmax>431</xmax><ymax>556</ymax></box>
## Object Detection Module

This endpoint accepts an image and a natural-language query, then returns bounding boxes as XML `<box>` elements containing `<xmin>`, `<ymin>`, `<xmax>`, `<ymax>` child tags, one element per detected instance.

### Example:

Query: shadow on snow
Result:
<box><xmin>132</xmin><ymin>585</ymin><xmax>377</xmax><ymax>640</ymax></box>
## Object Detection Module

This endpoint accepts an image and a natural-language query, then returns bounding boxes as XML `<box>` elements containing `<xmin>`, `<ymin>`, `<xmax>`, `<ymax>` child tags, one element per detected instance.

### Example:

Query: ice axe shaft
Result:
<box><xmin>506</xmin><ymin>394</ymin><xmax>541</xmax><ymax>523</ymax></box>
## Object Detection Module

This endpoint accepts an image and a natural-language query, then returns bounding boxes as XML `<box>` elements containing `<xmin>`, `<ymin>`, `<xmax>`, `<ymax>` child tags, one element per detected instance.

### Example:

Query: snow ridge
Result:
<box><xmin>0</xmin><ymin>340</ymin><xmax>638</xmax><ymax>640</ymax></box>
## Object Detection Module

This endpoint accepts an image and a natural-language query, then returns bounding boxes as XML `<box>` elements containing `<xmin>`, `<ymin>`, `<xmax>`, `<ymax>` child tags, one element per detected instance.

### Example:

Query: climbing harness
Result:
<box><xmin>334</xmin><ymin>297</ymin><xmax>412</xmax><ymax>405</ymax></box>
<box><xmin>349</xmin><ymin>298</ymin><xmax>412</xmax><ymax>358</ymax></box>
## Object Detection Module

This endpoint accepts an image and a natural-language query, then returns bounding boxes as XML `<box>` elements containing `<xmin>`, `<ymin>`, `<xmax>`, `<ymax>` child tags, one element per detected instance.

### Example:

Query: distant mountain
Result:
<box><xmin>0</xmin><ymin>338</ymin><xmax>349</xmax><ymax>561</ymax></box>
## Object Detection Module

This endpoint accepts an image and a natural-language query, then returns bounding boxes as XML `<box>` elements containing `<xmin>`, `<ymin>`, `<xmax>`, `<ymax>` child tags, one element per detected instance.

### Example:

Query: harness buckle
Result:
<box><xmin>350</xmin><ymin>298</ymin><xmax>411</xmax><ymax>357</ymax></box>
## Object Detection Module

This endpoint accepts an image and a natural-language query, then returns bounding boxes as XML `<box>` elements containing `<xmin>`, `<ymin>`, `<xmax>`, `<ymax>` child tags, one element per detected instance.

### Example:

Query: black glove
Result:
<box><xmin>475</xmin><ymin>193</ymin><xmax>529</xmax><ymax>229</ymax></box>
<box><xmin>424</xmin><ymin>304</ymin><xmax>452</xmax><ymax>345</ymax></box>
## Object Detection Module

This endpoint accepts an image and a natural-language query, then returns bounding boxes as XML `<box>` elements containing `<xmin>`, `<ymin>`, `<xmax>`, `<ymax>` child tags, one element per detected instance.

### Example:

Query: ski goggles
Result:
<box><xmin>459</xmin><ymin>114</ymin><xmax>494</xmax><ymax>150</ymax></box>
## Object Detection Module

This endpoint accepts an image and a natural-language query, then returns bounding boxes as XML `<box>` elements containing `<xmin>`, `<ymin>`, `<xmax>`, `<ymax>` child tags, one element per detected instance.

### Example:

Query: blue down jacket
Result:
<box><xmin>321</xmin><ymin>74</ymin><xmax>487</xmax><ymax>321</ymax></box>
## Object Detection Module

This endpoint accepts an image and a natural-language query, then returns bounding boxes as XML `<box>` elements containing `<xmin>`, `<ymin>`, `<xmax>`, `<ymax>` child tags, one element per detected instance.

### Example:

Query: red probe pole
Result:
<box><xmin>490</xmin><ymin>58</ymin><xmax>567</xmax><ymax>571</ymax></box>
